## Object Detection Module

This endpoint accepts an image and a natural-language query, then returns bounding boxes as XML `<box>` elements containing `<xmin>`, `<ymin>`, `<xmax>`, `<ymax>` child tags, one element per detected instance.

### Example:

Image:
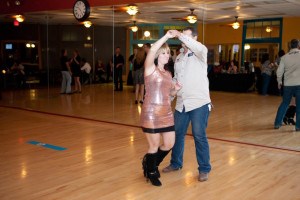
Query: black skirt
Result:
<box><xmin>142</xmin><ymin>125</ymin><xmax>175</xmax><ymax>134</ymax></box>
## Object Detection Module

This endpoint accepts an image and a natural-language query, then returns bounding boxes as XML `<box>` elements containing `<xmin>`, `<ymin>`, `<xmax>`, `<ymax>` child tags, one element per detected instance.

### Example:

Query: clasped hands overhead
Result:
<box><xmin>166</xmin><ymin>30</ymin><xmax>181</xmax><ymax>39</ymax></box>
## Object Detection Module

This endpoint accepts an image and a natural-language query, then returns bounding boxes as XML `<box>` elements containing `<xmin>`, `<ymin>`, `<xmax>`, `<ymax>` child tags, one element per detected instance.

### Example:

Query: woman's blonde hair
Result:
<box><xmin>136</xmin><ymin>49</ymin><xmax>145</xmax><ymax>65</ymax></box>
<box><xmin>155</xmin><ymin>43</ymin><xmax>170</xmax><ymax>59</ymax></box>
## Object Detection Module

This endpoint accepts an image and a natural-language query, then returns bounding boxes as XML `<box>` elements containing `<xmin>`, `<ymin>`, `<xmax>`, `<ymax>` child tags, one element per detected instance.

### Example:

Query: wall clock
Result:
<box><xmin>73</xmin><ymin>0</ymin><xmax>90</xmax><ymax>22</ymax></box>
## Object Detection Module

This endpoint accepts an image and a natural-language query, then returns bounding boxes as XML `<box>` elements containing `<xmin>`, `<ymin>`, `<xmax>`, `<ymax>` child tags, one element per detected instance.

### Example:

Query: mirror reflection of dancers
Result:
<box><xmin>141</xmin><ymin>31</ymin><xmax>182</xmax><ymax>186</ymax></box>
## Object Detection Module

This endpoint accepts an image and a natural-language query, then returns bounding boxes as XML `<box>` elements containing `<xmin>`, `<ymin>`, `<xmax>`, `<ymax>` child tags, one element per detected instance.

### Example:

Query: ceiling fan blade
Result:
<box><xmin>171</xmin><ymin>17</ymin><xmax>187</xmax><ymax>20</ymax></box>
<box><xmin>5</xmin><ymin>15</ymin><xmax>16</xmax><ymax>19</ymax></box>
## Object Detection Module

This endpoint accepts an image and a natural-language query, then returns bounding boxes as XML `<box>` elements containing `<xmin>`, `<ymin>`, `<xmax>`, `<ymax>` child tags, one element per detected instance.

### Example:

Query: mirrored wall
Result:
<box><xmin>0</xmin><ymin>3</ymin><xmax>206</xmax><ymax>125</ymax></box>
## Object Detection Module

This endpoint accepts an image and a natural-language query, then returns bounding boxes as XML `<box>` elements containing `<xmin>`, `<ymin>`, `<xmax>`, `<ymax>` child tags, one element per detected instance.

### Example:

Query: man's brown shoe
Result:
<box><xmin>198</xmin><ymin>173</ymin><xmax>208</xmax><ymax>182</ymax></box>
<box><xmin>162</xmin><ymin>165</ymin><xmax>182</xmax><ymax>173</ymax></box>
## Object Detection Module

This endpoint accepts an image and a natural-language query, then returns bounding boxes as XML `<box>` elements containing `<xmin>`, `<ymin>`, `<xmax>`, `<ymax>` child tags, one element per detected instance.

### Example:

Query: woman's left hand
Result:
<box><xmin>175</xmin><ymin>81</ymin><xmax>183</xmax><ymax>91</ymax></box>
<box><xmin>166</xmin><ymin>30</ymin><xmax>176</xmax><ymax>39</ymax></box>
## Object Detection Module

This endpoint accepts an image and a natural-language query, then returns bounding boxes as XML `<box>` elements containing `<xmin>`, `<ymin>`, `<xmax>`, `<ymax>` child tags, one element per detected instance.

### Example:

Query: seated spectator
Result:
<box><xmin>95</xmin><ymin>59</ymin><xmax>105</xmax><ymax>83</ymax></box>
<box><xmin>227</xmin><ymin>60</ymin><xmax>238</xmax><ymax>74</ymax></box>
<box><xmin>10</xmin><ymin>60</ymin><xmax>25</xmax><ymax>88</ymax></box>
<box><xmin>81</xmin><ymin>58</ymin><xmax>91</xmax><ymax>85</ymax></box>
<box><xmin>213</xmin><ymin>62</ymin><xmax>223</xmax><ymax>74</ymax></box>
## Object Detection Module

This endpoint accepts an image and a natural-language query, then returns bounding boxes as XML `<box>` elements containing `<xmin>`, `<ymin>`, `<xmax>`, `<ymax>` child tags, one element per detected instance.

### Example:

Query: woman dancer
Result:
<box><xmin>134</xmin><ymin>49</ymin><xmax>145</xmax><ymax>104</ymax></box>
<box><xmin>141</xmin><ymin>31</ymin><xmax>182</xmax><ymax>186</ymax></box>
<box><xmin>71</xmin><ymin>49</ymin><xmax>82</xmax><ymax>93</ymax></box>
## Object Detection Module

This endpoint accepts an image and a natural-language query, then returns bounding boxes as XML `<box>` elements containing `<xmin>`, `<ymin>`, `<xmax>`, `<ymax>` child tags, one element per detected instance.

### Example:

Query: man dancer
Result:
<box><xmin>163</xmin><ymin>27</ymin><xmax>212</xmax><ymax>182</ymax></box>
<box><xmin>274</xmin><ymin>39</ymin><xmax>300</xmax><ymax>131</ymax></box>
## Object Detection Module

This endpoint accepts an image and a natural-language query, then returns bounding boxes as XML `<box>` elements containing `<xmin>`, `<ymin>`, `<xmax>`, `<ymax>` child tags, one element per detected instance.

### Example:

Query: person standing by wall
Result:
<box><xmin>274</xmin><ymin>50</ymin><xmax>286</xmax><ymax>96</ymax></box>
<box><xmin>133</xmin><ymin>49</ymin><xmax>145</xmax><ymax>104</ymax></box>
<box><xmin>60</xmin><ymin>49</ymin><xmax>72</xmax><ymax>94</ymax></box>
<box><xmin>261</xmin><ymin>53</ymin><xmax>274</xmax><ymax>95</ymax></box>
<box><xmin>128</xmin><ymin>48</ymin><xmax>137</xmax><ymax>88</ymax></box>
<box><xmin>162</xmin><ymin>27</ymin><xmax>212</xmax><ymax>182</ymax></box>
<box><xmin>70</xmin><ymin>49</ymin><xmax>82</xmax><ymax>93</ymax></box>
<box><xmin>110</xmin><ymin>47</ymin><xmax>124</xmax><ymax>91</ymax></box>
<box><xmin>274</xmin><ymin>39</ymin><xmax>300</xmax><ymax>131</ymax></box>
<box><xmin>143</xmin><ymin>43</ymin><xmax>151</xmax><ymax>56</ymax></box>
<box><xmin>95</xmin><ymin>59</ymin><xmax>105</xmax><ymax>83</ymax></box>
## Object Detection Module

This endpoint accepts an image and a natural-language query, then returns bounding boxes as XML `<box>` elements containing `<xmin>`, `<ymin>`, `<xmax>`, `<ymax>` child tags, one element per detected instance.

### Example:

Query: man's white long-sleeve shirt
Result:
<box><xmin>277</xmin><ymin>48</ymin><xmax>300</xmax><ymax>86</ymax></box>
<box><xmin>173</xmin><ymin>34</ymin><xmax>211</xmax><ymax>112</ymax></box>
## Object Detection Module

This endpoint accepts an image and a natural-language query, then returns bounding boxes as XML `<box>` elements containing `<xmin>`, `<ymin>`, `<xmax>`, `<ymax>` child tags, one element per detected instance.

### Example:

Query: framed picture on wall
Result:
<box><xmin>259</xmin><ymin>48</ymin><xmax>268</xmax><ymax>62</ymax></box>
<box><xmin>207</xmin><ymin>49</ymin><xmax>215</xmax><ymax>65</ymax></box>
<box><xmin>250</xmin><ymin>48</ymin><xmax>257</xmax><ymax>62</ymax></box>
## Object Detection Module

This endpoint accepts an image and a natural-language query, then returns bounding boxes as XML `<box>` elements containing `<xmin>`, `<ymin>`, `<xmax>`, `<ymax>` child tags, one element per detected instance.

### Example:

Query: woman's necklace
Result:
<box><xmin>158</xmin><ymin>66</ymin><xmax>165</xmax><ymax>73</ymax></box>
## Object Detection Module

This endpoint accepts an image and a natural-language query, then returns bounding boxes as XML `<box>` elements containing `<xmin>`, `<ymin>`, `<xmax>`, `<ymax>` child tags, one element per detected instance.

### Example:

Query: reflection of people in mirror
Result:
<box><xmin>11</xmin><ymin>60</ymin><xmax>25</xmax><ymax>88</ymax></box>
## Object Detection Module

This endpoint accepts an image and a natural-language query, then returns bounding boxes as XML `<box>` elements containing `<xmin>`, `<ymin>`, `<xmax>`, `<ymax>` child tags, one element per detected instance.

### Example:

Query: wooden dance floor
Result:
<box><xmin>0</xmin><ymin>84</ymin><xmax>299</xmax><ymax>199</ymax></box>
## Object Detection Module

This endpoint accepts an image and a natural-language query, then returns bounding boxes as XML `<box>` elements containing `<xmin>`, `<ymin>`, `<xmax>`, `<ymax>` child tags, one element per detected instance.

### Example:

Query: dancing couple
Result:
<box><xmin>141</xmin><ymin>27</ymin><xmax>212</xmax><ymax>186</ymax></box>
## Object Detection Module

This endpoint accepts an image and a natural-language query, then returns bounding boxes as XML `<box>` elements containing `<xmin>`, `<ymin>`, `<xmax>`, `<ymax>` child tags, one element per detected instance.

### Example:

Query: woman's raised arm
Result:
<box><xmin>144</xmin><ymin>31</ymin><xmax>173</xmax><ymax>76</ymax></box>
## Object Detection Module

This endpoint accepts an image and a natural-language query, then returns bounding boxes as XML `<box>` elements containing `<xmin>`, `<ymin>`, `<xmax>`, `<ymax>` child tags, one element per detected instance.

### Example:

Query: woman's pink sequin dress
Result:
<box><xmin>140</xmin><ymin>68</ymin><xmax>174</xmax><ymax>133</ymax></box>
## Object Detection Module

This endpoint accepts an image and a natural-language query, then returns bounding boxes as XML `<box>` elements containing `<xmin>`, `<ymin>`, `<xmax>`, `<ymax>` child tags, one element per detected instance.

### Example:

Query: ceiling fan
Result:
<box><xmin>171</xmin><ymin>8</ymin><xmax>198</xmax><ymax>24</ymax></box>
<box><xmin>5</xmin><ymin>14</ymin><xmax>25</xmax><ymax>22</ymax></box>
<box><xmin>219</xmin><ymin>16</ymin><xmax>240</xmax><ymax>29</ymax></box>
<box><xmin>98</xmin><ymin>4</ymin><xmax>141</xmax><ymax>15</ymax></box>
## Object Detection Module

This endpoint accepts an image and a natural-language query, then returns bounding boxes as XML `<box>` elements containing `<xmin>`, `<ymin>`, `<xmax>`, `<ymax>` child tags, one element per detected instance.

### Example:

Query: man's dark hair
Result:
<box><xmin>183</xmin><ymin>27</ymin><xmax>198</xmax><ymax>37</ymax></box>
<box><xmin>290</xmin><ymin>39</ymin><xmax>299</xmax><ymax>49</ymax></box>
<box><xmin>82</xmin><ymin>58</ymin><xmax>87</xmax><ymax>63</ymax></box>
<box><xmin>144</xmin><ymin>43</ymin><xmax>151</xmax><ymax>48</ymax></box>
<box><xmin>116</xmin><ymin>46</ymin><xmax>121</xmax><ymax>49</ymax></box>
<box><xmin>278</xmin><ymin>50</ymin><xmax>285</xmax><ymax>57</ymax></box>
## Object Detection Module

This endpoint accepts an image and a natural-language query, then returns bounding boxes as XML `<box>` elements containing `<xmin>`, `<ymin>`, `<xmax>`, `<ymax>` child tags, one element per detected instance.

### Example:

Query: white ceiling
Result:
<box><xmin>1</xmin><ymin>0</ymin><xmax>300</xmax><ymax>26</ymax></box>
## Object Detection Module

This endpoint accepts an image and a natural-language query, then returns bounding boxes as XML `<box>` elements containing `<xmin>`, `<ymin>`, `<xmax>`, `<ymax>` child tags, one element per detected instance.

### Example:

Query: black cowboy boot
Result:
<box><xmin>283</xmin><ymin>117</ymin><xmax>288</xmax><ymax>125</ymax></box>
<box><xmin>288</xmin><ymin>118</ymin><xmax>296</xmax><ymax>125</ymax></box>
<box><xmin>285</xmin><ymin>106</ymin><xmax>296</xmax><ymax>125</ymax></box>
<box><xmin>142</xmin><ymin>153</ymin><xmax>161</xmax><ymax>186</ymax></box>
<box><xmin>155</xmin><ymin>148</ymin><xmax>171</xmax><ymax>178</ymax></box>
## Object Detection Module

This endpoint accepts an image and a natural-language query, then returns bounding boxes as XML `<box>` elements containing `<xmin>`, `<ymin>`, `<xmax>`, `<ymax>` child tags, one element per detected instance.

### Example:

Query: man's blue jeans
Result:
<box><xmin>274</xmin><ymin>85</ymin><xmax>300</xmax><ymax>130</ymax></box>
<box><xmin>170</xmin><ymin>104</ymin><xmax>211</xmax><ymax>173</ymax></box>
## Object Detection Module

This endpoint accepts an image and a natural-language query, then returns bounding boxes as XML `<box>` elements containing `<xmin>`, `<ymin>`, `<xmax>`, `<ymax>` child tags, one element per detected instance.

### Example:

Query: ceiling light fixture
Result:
<box><xmin>137</xmin><ymin>44</ymin><xmax>143</xmax><ymax>47</ymax></box>
<box><xmin>266</xmin><ymin>26</ymin><xmax>272</xmax><ymax>32</ymax></box>
<box><xmin>187</xmin><ymin>9</ymin><xmax>197</xmax><ymax>24</ymax></box>
<box><xmin>144</xmin><ymin>31</ymin><xmax>150</xmax><ymax>37</ymax></box>
<box><xmin>31</xmin><ymin>44</ymin><xmax>35</xmax><ymax>48</ymax></box>
<box><xmin>126</xmin><ymin>4</ymin><xmax>138</xmax><ymax>16</ymax></box>
<box><xmin>26</xmin><ymin>43</ymin><xmax>31</xmax><ymax>48</ymax></box>
<box><xmin>16</xmin><ymin>15</ymin><xmax>24</xmax><ymax>22</ymax></box>
<box><xmin>232</xmin><ymin>16</ymin><xmax>240</xmax><ymax>29</ymax></box>
<box><xmin>83</xmin><ymin>20</ymin><xmax>92</xmax><ymax>28</ymax></box>
<box><xmin>131</xmin><ymin>21</ymin><xmax>138</xmax><ymax>32</ymax></box>
<box><xmin>245</xmin><ymin>44</ymin><xmax>250</xmax><ymax>50</ymax></box>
